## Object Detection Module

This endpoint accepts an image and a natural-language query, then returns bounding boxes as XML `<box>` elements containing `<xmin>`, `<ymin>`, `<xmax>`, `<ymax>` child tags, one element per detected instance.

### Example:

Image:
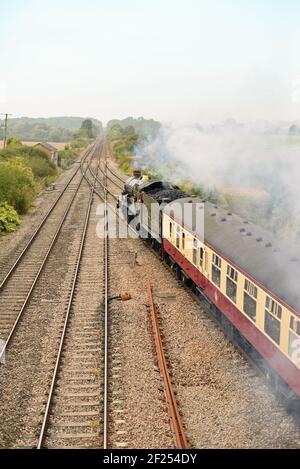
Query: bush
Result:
<box><xmin>6</xmin><ymin>137</ymin><xmax>23</xmax><ymax>148</ymax></box>
<box><xmin>0</xmin><ymin>202</ymin><xmax>21</xmax><ymax>234</ymax></box>
<box><xmin>59</xmin><ymin>138</ymin><xmax>87</xmax><ymax>168</ymax></box>
<box><xmin>27</xmin><ymin>156</ymin><xmax>56</xmax><ymax>179</ymax></box>
<box><xmin>58</xmin><ymin>148</ymin><xmax>77</xmax><ymax>168</ymax></box>
<box><xmin>0</xmin><ymin>144</ymin><xmax>57</xmax><ymax>180</ymax></box>
<box><xmin>0</xmin><ymin>157</ymin><xmax>36</xmax><ymax>214</ymax></box>
<box><xmin>0</xmin><ymin>135</ymin><xmax>89</xmax><ymax>233</ymax></box>
<box><xmin>70</xmin><ymin>138</ymin><xmax>86</xmax><ymax>149</ymax></box>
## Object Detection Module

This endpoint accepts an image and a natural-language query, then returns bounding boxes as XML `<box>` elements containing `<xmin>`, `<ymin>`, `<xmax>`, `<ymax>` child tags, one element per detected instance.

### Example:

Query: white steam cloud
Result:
<box><xmin>134</xmin><ymin>123</ymin><xmax>300</xmax><ymax>242</ymax></box>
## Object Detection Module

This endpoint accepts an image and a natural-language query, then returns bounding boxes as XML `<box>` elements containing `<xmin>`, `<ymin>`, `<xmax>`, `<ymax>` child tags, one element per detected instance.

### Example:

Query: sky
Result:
<box><xmin>0</xmin><ymin>0</ymin><xmax>299</xmax><ymax>124</ymax></box>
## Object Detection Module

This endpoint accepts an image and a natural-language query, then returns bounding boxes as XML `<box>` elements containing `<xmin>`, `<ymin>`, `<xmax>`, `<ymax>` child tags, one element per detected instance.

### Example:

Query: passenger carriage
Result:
<box><xmin>162</xmin><ymin>197</ymin><xmax>300</xmax><ymax>398</ymax></box>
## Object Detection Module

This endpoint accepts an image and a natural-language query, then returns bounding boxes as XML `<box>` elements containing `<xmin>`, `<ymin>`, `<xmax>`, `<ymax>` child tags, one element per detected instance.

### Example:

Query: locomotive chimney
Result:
<box><xmin>133</xmin><ymin>169</ymin><xmax>142</xmax><ymax>178</ymax></box>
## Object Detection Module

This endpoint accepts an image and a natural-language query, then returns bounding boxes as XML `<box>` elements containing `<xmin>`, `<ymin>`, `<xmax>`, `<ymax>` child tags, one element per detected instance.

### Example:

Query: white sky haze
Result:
<box><xmin>0</xmin><ymin>0</ymin><xmax>299</xmax><ymax>124</ymax></box>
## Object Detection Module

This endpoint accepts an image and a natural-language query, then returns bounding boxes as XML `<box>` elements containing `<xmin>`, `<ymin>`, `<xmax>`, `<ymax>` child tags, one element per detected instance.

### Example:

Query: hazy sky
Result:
<box><xmin>0</xmin><ymin>0</ymin><xmax>299</xmax><ymax>124</ymax></box>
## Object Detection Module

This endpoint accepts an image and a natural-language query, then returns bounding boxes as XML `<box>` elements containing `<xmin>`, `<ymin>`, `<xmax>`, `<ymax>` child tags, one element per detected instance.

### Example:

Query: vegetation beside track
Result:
<box><xmin>0</xmin><ymin>139</ymin><xmax>57</xmax><ymax>221</ymax></box>
<box><xmin>0</xmin><ymin>202</ymin><xmax>20</xmax><ymax>234</ymax></box>
<box><xmin>0</xmin><ymin>119</ymin><xmax>98</xmax><ymax>234</ymax></box>
<box><xmin>106</xmin><ymin>117</ymin><xmax>208</xmax><ymax>199</ymax></box>
<box><xmin>107</xmin><ymin>124</ymin><xmax>139</xmax><ymax>174</ymax></box>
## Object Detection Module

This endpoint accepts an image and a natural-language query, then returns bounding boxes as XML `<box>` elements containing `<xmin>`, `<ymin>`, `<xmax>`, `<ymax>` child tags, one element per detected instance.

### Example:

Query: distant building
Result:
<box><xmin>34</xmin><ymin>142</ymin><xmax>58</xmax><ymax>165</ymax></box>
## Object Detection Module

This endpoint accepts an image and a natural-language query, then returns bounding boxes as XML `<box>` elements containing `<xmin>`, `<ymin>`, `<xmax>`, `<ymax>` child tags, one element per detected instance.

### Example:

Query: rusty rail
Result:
<box><xmin>147</xmin><ymin>281</ymin><xmax>188</xmax><ymax>449</ymax></box>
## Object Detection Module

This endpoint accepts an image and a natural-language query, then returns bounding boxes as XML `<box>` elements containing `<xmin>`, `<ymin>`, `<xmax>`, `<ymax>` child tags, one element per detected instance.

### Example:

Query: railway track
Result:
<box><xmin>95</xmin><ymin>157</ymin><xmax>189</xmax><ymax>447</ymax></box>
<box><xmin>0</xmin><ymin>138</ymin><xmax>187</xmax><ymax>449</ymax></box>
<box><xmin>101</xmin><ymin>163</ymin><xmax>125</xmax><ymax>191</ymax></box>
<box><xmin>36</xmin><ymin>141</ymin><xmax>110</xmax><ymax>449</ymax></box>
<box><xmin>37</xmin><ymin>162</ymin><xmax>101</xmax><ymax>448</ymax></box>
<box><xmin>147</xmin><ymin>282</ymin><xmax>188</xmax><ymax>449</ymax></box>
<box><xmin>90</xmin><ymin>143</ymin><xmax>189</xmax><ymax>448</ymax></box>
<box><xmin>0</xmin><ymin>145</ymin><xmax>98</xmax><ymax>361</ymax></box>
<box><xmin>106</xmin><ymin>161</ymin><xmax>127</xmax><ymax>185</ymax></box>
<box><xmin>80</xmin><ymin>143</ymin><xmax>131</xmax><ymax>449</ymax></box>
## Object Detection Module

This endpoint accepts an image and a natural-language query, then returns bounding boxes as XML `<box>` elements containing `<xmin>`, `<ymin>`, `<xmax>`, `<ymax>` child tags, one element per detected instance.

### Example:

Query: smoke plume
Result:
<box><xmin>134</xmin><ymin>123</ymin><xmax>300</xmax><ymax>243</ymax></box>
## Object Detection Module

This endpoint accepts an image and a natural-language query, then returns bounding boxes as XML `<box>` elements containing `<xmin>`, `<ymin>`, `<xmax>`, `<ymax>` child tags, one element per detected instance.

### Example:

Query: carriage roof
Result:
<box><xmin>164</xmin><ymin>197</ymin><xmax>300</xmax><ymax>314</ymax></box>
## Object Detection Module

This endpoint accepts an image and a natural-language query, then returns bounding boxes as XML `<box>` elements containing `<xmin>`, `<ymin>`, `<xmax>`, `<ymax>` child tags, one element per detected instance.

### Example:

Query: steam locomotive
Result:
<box><xmin>120</xmin><ymin>171</ymin><xmax>300</xmax><ymax>402</ymax></box>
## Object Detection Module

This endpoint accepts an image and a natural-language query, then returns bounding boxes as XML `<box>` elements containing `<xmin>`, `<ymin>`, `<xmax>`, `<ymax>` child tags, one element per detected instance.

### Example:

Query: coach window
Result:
<box><xmin>169</xmin><ymin>222</ymin><xmax>173</xmax><ymax>238</ymax></box>
<box><xmin>264</xmin><ymin>296</ymin><xmax>282</xmax><ymax>345</ymax></box>
<box><xmin>212</xmin><ymin>253</ymin><xmax>222</xmax><ymax>287</ymax></box>
<box><xmin>243</xmin><ymin>279</ymin><xmax>257</xmax><ymax>321</ymax></box>
<box><xmin>288</xmin><ymin>316</ymin><xmax>300</xmax><ymax>365</ymax></box>
<box><xmin>199</xmin><ymin>247</ymin><xmax>204</xmax><ymax>268</ymax></box>
<box><xmin>176</xmin><ymin>225</ymin><xmax>180</xmax><ymax>249</ymax></box>
<box><xmin>182</xmin><ymin>232</ymin><xmax>185</xmax><ymax>250</ymax></box>
<box><xmin>226</xmin><ymin>265</ymin><xmax>238</xmax><ymax>303</ymax></box>
<box><xmin>193</xmin><ymin>239</ymin><xmax>198</xmax><ymax>265</ymax></box>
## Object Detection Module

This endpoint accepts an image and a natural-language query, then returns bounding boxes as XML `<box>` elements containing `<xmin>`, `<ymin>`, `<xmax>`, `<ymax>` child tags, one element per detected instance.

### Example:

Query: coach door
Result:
<box><xmin>197</xmin><ymin>245</ymin><xmax>207</xmax><ymax>288</ymax></box>
<box><xmin>203</xmin><ymin>248</ymin><xmax>210</xmax><ymax>282</ymax></box>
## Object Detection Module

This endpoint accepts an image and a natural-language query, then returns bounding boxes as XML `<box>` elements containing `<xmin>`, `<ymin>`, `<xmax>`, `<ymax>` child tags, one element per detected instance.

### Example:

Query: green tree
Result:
<box><xmin>81</xmin><ymin>119</ymin><xmax>94</xmax><ymax>139</ymax></box>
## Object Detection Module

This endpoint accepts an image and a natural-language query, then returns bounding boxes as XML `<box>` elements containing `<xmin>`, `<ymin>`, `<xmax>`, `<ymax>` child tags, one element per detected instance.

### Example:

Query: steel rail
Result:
<box><xmin>82</xmin><ymin>143</ymin><xmax>107</xmax><ymax>202</ymax></box>
<box><xmin>106</xmin><ymin>162</ymin><xmax>127</xmax><ymax>184</ymax></box>
<box><xmin>37</xmin><ymin>154</ymin><xmax>99</xmax><ymax>449</ymax></box>
<box><xmin>100</xmin><ymin>164</ymin><xmax>124</xmax><ymax>190</ymax></box>
<box><xmin>78</xmin><ymin>142</ymin><xmax>110</xmax><ymax>449</ymax></box>
<box><xmin>103</xmin><ymin>171</ymin><xmax>123</xmax><ymax>190</ymax></box>
<box><xmin>103</xmin><ymin>159</ymin><xmax>109</xmax><ymax>450</ymax></box>
<box><xmin>0</xmin><ymin>144</ymin><xmax>95</xmax><ymax>291</ymax></box>
<box><xmin>88</xmin><ymin>162</ymin><xmax>119</xmax><ymax>201</ymax></box>
<box><xmin>147</xmin><ymin>281</ymin><xmax>188</xmax><ymax>449</ymax></box>
<box><xmin>0</xmin><ymin>148</ymin><xmax>96</xmax><ymax>363</ymax></box>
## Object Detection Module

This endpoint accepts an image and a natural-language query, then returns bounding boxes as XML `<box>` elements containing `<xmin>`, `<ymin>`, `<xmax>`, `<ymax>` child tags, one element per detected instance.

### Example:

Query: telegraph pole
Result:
<box><xmin>1</xmin><ymin>113</ymin><xmax>12</xmax><ymax>148</ymax></box>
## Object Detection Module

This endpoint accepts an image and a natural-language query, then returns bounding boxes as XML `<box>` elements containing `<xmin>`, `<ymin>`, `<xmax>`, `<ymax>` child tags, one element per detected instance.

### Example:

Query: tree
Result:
<box><xmin>80</xmin><ymin>119</ymin><xmax>94</xmax><ymax>139</ymax></box>
<box><xmin>108</xmin><ymin>124</ymin><xmax>123</xmax><ymax>141</ymax></box>
<box><xmin>122</xmin><ymin>125</ymin><xmax>135</xmax><ymax>137</ymax></box>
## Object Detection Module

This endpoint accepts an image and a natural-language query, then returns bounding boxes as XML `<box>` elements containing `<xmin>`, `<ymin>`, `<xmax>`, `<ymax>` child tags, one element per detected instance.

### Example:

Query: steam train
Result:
<box><xmin>120</xmin><ymin>170</ymin><xmax>300</xmax><ymax>401</ymax></box>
